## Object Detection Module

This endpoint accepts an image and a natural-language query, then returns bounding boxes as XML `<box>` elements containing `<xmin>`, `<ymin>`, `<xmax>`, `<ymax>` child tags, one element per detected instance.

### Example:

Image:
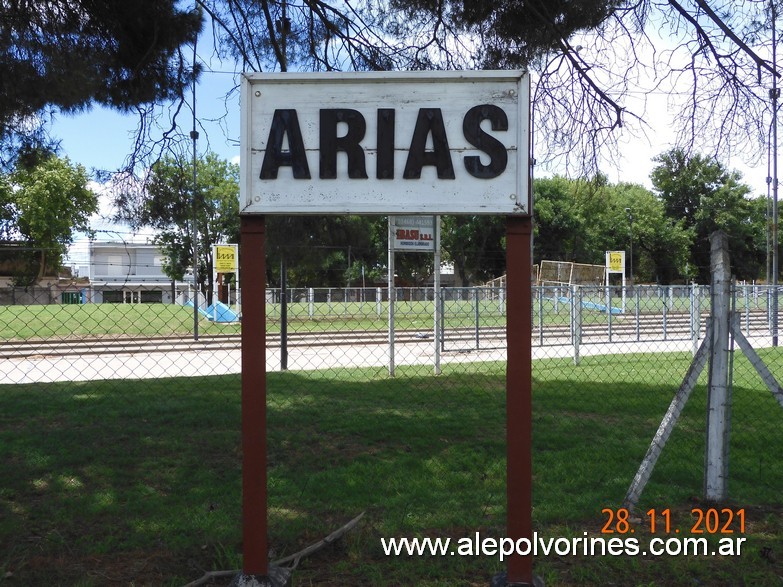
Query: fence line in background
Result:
<box><xmin>2</xmin><ymin>284</ymin><xmax>782</xmax><ymax>380</ymax></box>
<box><xmin>2</xmin><ymin>275</ymin><xmax>782</xmax><ymax>585</ymax></box>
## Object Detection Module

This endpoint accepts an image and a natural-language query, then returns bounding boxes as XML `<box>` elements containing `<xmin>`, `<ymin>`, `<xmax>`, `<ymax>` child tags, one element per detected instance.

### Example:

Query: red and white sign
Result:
<box><xmin>391</xmin><ymin>215</ymin><xmax>436</xmax><ymax>251</ymax></box>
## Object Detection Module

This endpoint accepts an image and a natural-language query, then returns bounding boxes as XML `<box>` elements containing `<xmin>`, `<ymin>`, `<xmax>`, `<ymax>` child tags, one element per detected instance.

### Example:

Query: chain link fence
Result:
<box><xmin>1</xmin><ymin>281</ymin><xmax>782</xmax><ymax>584</ymax></box>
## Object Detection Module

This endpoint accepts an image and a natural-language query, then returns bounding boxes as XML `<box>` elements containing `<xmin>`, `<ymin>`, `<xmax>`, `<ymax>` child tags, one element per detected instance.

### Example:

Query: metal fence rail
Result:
<box><xmin>1</xmin><ymin>280</ymin><xmax>782</xmax><ymax>584</ymax></box>
<box><xmin>3</xmin><ymin>284</ymin><xmax>783</xmax><ymax>377</ymax></box>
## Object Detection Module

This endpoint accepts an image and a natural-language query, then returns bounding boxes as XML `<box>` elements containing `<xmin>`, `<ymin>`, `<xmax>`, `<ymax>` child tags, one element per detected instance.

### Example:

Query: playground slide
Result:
<box><xmin>184</xmin><ymin>301</ymin><xmax>240</xmax><ymax>323</ymax></box>
<box><xmin>556</xmin><ymin>296</ymin><xmax>623</xmax><ymax>315</ymax></box>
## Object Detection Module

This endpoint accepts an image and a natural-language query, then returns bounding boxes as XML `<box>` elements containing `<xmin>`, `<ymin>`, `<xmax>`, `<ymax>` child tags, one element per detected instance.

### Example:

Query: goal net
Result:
<box><xmin>538</xmin><ymin>260</ymin><xmax>605</xmax><ymax>287</ymax></box>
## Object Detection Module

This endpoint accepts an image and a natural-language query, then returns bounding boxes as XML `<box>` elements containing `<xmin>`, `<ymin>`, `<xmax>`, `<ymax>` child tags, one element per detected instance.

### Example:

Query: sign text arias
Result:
<box><xmin>240</xmin><ymin>71</ymin><xmax>529</xmax><ymax>215</ymax></box>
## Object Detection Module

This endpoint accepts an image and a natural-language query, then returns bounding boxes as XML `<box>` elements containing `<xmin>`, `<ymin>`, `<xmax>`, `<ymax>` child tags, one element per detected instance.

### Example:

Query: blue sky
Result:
<box><xmin>52</xmin><ymin>36</ymin><xmax>773</xmax><ymax>272</ymax></box>
<box><xmin>57</xmin><ymin>54</ymin><xmax>243</xmax><ymax>270</ymax></box>
<box><xmin>52</xmin><ymin>67</ymin><xmax>242</xmax><ymax>176</ymax></box>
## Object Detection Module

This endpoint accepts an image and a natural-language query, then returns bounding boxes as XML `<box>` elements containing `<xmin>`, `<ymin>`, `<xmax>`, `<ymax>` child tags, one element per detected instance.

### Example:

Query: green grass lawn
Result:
<box><xmin>1</xmin><ymin>354</ymin><xmax>782</xmax><ymax>585</ymax></box>
<box><xmin>0</xmin><ymin>302</ymin><xmax>242</xmax><ymax>340</ymax></box>
<box><xmin>0</xmin><ymin>302</ymin><xmax>486</xmax><ymax>340</ymax></box>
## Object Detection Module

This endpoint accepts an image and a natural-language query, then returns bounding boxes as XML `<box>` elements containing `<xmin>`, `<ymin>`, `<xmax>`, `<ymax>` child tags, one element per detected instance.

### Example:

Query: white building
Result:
<box><xmin>85</xmin><ymin>239</ymin><xmax>192</xmax><ymax>304</ymax></box>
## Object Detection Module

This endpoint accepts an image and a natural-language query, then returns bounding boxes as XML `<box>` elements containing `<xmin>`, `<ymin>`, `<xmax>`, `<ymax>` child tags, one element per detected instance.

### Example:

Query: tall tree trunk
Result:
<box><xmin>36</xmin><ymin>249</ymin><xmax>46</xmax><ymax>283</ymax></box>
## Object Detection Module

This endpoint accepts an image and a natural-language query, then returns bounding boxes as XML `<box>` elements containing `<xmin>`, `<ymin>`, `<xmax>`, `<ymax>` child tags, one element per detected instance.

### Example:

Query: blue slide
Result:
<box><xmin>556</xmin><ymin>296</ymin><xmax>623</xmax><ymax>315</ymax></box>
<box><xmin>184</xmin><ymin>301</ymin><xmax>240</xmax><ymax>323</ymax></box>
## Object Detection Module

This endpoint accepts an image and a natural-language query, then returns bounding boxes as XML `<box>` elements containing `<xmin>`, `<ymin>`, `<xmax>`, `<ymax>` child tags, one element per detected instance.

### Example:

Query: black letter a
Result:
<box><xmin>403</xmin><ymin>108</ymin><xmax>455</xmax><ymax>179</ymax></box>
<box><xmin>260</xmin><ymin>109</ymin><xmax>311</xmax><ymax>179</ymax></box>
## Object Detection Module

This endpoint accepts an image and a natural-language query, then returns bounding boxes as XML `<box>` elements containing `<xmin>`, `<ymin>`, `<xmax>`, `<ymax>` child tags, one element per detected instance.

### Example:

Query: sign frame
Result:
<box><xmin>237</xmin><ymin>70</ymin><xmax>535</xmax><ymax>585</ymax></box>
<box><xmin>240</xmin><ymin>70</ymin><xmax>529</xmax><ymax>216</ymax></box>
<box><xmin>390</xmin><ymin>215</ymin><xmax>437</xmax><ymax>252</ymax></box>
<box><xmin>606</xmin><ymin>250</ymin><xmax>627</xmax><ymax>312</ymax></box>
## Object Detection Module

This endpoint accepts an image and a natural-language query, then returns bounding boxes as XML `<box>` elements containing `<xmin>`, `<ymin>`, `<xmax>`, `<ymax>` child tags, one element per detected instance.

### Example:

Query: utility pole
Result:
<box><xmin>191</xmin><ymin>19</ymin><xmax>199</xmax><ymax>341</ymax></box>
<box><xmin>772</xmin><ymin>0</ymin><xmax>780</xmax><ymax>347</ymax></box>
<box><xmin>625</xmin><ymin>207</ymin><xmax>634</xmax><ymax>286</ymax></box>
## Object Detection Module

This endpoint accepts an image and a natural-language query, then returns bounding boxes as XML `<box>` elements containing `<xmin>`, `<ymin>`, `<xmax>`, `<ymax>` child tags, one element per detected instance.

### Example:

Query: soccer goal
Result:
<box><xmin>538</xmin><ymin>260</ymin><xmax>605</xmax><ymax>287</ymax></box>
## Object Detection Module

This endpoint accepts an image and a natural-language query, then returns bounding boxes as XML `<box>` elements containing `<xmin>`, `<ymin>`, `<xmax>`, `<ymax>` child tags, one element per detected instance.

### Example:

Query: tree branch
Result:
<box><xmin>180</xmin><ymin>512</ymin><xmax>365</xmax><ymax>587</ymax></box>
<box><xmin>690</xmin><ymin>0</ymin><xmax>778</xmax><ymax>78</ymax></box>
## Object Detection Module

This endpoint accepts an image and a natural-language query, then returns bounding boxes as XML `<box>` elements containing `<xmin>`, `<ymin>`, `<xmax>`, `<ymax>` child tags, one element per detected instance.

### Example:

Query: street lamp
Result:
<box><xmin>625</xmin><ymin>207</ymin><xmax>634</xmax><ymax>286</ymax></box>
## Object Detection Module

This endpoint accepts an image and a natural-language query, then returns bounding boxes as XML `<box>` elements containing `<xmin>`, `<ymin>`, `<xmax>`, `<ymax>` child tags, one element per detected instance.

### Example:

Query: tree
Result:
<box><xmin>265</xmin><ymin>215</ymin><xmax>379</xmax><ymax>288</ymax></box>
<box><xmin>121</xmin><ymin>152</ymin><xmax>239</xmax><ymax>302</ymax></box>
<box><xmin>0</xmin><ymin>1</ymin><xmax>202</xmax><ymax>168</ymax></box>
<box><xmin>532</xmin><ymin>174</ymin><xmax>616</xmax><ymax>266</ymax></box>
<box><xmin>0</xmin><ymin>173</ymin><xmax>13</xmax><ymax>241</ymax></box>
<box><xmin>533</xmin><ymin>175</ymin><xmax>692</xmax><ymax>283</ymax></box>
<box><xmin>7</xmin><ymin>155</ymin><xmax>98</xmax><ymax>283</ymax></box>
<box><xmin>440</xmin><ymin>215</ymin><xmax>506</xmax><ymax>286</ymax></box>
<box><xmin>531</xmin><ymin>176</ymin><xmax>583</xmax><ymax>262</ymax></box>
<box><xmin>651</xmin><ymin>148</ymin><xmax>766</xmax><ymax>282</ymax></box>
<box><xmin>371</xmin><ymin>0</ymin><xmax>779</xmax><ymax>175</ymax></box>
<box><xmin>605</xmin><ymin>182</ymin><xmax>692</xmax><ymax>284</ymax></box>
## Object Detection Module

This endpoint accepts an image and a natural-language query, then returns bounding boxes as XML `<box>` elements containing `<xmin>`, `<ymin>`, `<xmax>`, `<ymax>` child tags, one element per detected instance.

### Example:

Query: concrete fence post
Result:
<box><xmin>690</xmin><ymin>283</ymin><xmax>700</xmax><ymax>356</ymax></box>
<box><xmin>572</xmin><ymin>286</ymin><xmax>582</xmax><ymax>366</ymax></box>
<box><xmin>704</xmin><ymin>231</ymin><xmax>732</xmax><ymax>502</ymax></box>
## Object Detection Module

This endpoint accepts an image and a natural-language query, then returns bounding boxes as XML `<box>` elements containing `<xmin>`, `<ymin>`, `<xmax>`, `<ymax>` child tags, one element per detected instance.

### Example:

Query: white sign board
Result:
<box><xmin>391</xmin><ymin>215</ymin><xmax>436</xmax><ymax>251</ymax></box>
<box><xmin>240</xmin><ymin>71</ymin><xmax>529</xmax><ymax>215</ymax></box>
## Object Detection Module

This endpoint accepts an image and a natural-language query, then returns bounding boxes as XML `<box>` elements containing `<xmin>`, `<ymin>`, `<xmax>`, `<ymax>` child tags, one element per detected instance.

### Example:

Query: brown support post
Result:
<box><xmin>505</xmin><ymin>214</ymin><xmax>534</xmax><ymax>585</ymax></box>
<box><xmin>240</xmin><ymin>214</ymin><xmax>269</xmax><ymax>576</ymax></box>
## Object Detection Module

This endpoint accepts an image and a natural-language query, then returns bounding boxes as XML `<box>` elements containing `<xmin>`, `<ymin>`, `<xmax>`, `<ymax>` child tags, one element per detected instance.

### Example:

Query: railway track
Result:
<box><xmin>0</xmin><ymin>311</ymin><xmax>774</xmax><ymax>359</ymax></box>
<box><xmin>0</xmin><ymin>329</ymin><xmax>441</xmax><ymax>359</ymax></box>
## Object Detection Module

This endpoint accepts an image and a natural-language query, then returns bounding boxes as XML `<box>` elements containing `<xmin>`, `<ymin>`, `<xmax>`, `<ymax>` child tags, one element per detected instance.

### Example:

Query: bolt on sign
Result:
<box><xmin>240</xmin><ymin>71</ymin><xmax>529</xmax><ymax>215</ymax></box>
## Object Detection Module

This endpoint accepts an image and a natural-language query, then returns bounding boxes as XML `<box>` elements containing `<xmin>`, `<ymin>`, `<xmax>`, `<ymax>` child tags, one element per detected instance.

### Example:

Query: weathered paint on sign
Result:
<box><xmin>240</xmin><ymin>71</ymin><xmax>529</xmax><ymax>215</ymax></box>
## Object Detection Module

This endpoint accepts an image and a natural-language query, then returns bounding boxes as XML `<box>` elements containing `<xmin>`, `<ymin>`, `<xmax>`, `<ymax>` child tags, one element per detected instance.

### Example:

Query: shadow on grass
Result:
<box><xmin>1</xmin><ymin>359</ymin><xmax>782</xmax><ymax>585</ymax></box>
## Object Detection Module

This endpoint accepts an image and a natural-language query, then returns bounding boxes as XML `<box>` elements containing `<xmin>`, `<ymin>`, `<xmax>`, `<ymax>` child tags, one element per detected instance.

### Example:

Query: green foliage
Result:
<box><xmin>441</xmin><ymin>216</ymin><xmax>506</xmax><ymax>286</ymax></box>
<box><xmin>264</xmin><ymin>213</ymin><xmax>504</xmax><ymax>289</ymax></box>
<box><xmin>128</xmin><ymin>152</ymin><xmax>239</xmax><ymax>298</ymax></box>
<box><xmin>534</xmin><ymin>174</ymin><xmax>613</xmax><ymax>265</ymax></box>
<box><xmin>0</xmin><ymin>1</ymin><xmax>202</xmax><ymax>163</ymax></box>
<box><xmin>266</xmin><ymin>216</ymin><xmax>381</xmax><ymax>288</ymax></box>
<box><xmin>388</xmin><ymin>0</ymin><xmax>622</xmax><ymax>67</ymax></box>
<box><xmin>3</xmin><ymin>154</ymin><xmax>97</xmax><ymax>283</ymax></box>
<box><xmin>532</xmin><ymin>176</ymin><xmax>582</xmax><ymax>261</ymax></box>
<box><xmin>0</xmin><ymin>173</ymin><xmax>13</xmax><ymax>241</ymax></box>
<box><xmin>534</xmin><ymin>150</ymin><xmax>769</xmax><ymax>284</ymax></box>
<box><xmin>651</xmin><ymin>148</ymin><xmax>765</xmax><ymax>282</ymax></box>
<box><xmin>607</xmin><ymin>182</ymin><xmax>693</xmax><ymax>284</ymax></box>
<box><xmin>533</xmin><ymin>175</ymin><xmax>693</xmax><ymax>283</ymax></box>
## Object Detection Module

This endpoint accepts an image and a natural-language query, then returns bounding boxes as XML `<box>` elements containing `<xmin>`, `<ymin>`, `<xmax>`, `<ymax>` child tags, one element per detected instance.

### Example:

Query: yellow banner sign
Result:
<box><xmin>606</xmin><ymin>251</ymin><xmax>625</xmax><ymax>273</ymax></box>
<box><xmin>214</xmin><ymin>245</ymin><xmax>238</xmax><ymax>273</ymax></box>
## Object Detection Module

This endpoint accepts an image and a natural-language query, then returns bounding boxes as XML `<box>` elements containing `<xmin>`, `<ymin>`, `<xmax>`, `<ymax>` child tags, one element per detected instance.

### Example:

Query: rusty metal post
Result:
<box><xmin>240</xmin><ymin>214</ymin><xmax>269</xmax><ymax>576</ymax></box>
<box><xmin>504</xmin><ymin>214</ymin><xmax>534</xmax><ymax>585</ymax></box>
